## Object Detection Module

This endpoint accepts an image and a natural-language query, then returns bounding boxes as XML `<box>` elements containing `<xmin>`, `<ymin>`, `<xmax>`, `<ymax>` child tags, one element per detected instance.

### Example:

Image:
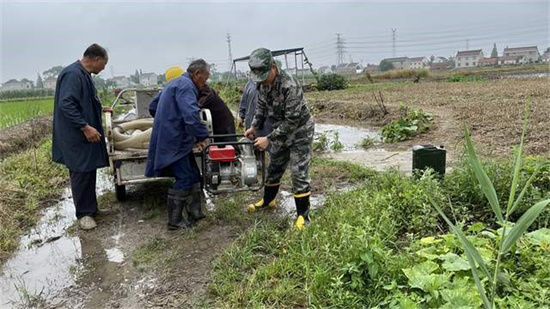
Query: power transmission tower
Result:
<box><xmin>227</xmin><ymin>33</ymin><xmax>233</xmax><ymax>74</ymax></box>
<box><xmin>336</xmin><ymin>33</ymin><xmax>346</xmax><ymax>65</ymax></box>
<box><xmin>391</xmin><ymin>28</ymin><xmax>397</xmax><ymax>57</ymax></box>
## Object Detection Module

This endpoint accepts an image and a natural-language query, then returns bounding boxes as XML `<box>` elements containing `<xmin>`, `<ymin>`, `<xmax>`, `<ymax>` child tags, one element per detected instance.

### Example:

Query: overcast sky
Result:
<box><xmin>1</xmin><ymin>0</ymin><xmax>548</xmax><ymax>82</ymax></box>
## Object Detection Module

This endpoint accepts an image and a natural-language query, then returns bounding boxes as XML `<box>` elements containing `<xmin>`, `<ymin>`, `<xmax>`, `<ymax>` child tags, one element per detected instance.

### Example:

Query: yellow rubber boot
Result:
<box><xmin>247</xmin><ymin>198</ymin><xmax>276</xmax><ymax>213</ymax></box>
<box><xmin>247</xmin><ymin>184</ymin><xmax>279</xmax><ymax>213</ymax></box>
<box><xmin>294</xmin><ymin>215</ymin><xmax>305</xmax><ymax>230</ymax></box>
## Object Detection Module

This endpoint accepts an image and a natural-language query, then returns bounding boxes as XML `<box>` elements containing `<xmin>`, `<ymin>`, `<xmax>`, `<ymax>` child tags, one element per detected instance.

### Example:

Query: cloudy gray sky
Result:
<box><xmin>1</xmin><ymin>0</ymin><xmax>548</xmax><ymax>82</ymax></box>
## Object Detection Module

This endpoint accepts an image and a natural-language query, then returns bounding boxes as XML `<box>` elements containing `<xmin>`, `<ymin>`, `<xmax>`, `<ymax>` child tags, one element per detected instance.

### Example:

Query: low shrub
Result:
<box><xmin>317</xmin><ymin>73</ymin><xmax>348</xmax><ymax>91</ymax></box>
<box><xmin>381</xmin><ymin>105</ymin><xmax>433</xmax><ymax>142</ymax></box>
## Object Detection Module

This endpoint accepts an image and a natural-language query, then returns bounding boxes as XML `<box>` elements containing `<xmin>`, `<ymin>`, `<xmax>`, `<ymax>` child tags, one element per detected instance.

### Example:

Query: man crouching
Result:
<box><xmin>145</xmin><ymin>59</ymin><xmax>210</xmax><ymax>230</ymax></box>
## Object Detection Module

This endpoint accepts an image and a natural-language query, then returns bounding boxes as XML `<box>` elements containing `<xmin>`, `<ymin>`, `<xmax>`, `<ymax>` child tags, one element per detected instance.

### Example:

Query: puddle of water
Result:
<box><xmin>0</xmin><ymin>169</ymin><xmax>114</xmax><ymax>307</ymax></box>
<box><xmin>505</xmin><ymin>72</ymin><xmax>550</xmax><ymax>79</ymax></box>
<box><xmin>315</xmin><ymin>123</ymin><xmax>381</xmax><ymax>152</ymax></box>
<box><xmin>105</xmin><ymin>248</ymin><xmax>124</xmax><ymax>264</ymax></box>
<box><xmin>279</xmin><ymin>190</ymin><xmax>326</xmax><ymax>216</ymax></box>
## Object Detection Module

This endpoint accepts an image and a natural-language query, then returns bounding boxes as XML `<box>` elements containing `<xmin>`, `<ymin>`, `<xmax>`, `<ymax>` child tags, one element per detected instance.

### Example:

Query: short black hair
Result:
<box><xmin>83</xmin><ymin>43</ymin><xmax>108</xmax><ymax>59</ymax></box>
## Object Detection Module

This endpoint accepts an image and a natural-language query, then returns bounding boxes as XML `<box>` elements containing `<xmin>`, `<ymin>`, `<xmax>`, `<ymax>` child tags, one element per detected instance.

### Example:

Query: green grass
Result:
<box><xmin>0</xmin><ymin>140</ymin><xmax>68</xmax><ymax>261</ymax></box>
<box><xmin>0</xmin><ymin>99</ymin><xmax>54</xmax><ymax>129</ymax></box>
<box><xmin>208</xmin><ymin>153</ymin><xmax>550</xmax><ymax>308</ymax></box>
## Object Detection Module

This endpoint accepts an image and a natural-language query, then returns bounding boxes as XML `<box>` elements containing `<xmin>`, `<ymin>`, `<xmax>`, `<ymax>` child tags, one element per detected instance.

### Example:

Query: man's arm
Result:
<box><xmin>175</xmin><ymin>86</ymin><xmax>208</xmax><ymax>140</ymax></box>
<box><xmin>58</xmin><ymin>72</ymin><xmax>87</xmax><ymax>129</ymax></box>
<box><xmin>250</xmin><ymin>86</ymin><xmax>267</xmax><ymax>130</ymax></box>
<box><xmin>238</xmin><ymin>83</ymin><xmax>249</xmax><ymax>120</ymax></box>
<box><xmin>149</xmin><ymin>91</ymin><xmax>161</xmax><ymax>117</ymax></box>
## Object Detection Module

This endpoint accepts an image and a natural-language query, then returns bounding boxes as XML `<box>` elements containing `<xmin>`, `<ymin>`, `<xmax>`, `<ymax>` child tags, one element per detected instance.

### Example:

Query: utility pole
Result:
<box><xmin>391</xmin><ymin>28</ymin><xmax>397</xmax><ymax>57</ymax></box>
<box><xmin>336</xmin><ymin>33</ymin><xmax>346</xmax><ymax>65</ymax></box>
<box><xmin>227</xmin><ymin>33</ymin><xmax>233</xmax><ymax>74</ymax></box>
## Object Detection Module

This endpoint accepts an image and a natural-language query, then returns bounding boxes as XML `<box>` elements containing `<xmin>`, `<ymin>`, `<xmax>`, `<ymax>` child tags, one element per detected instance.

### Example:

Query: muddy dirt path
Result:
<box><xmin>1</xmin><ymin>122</ymin><xmax>415</xmax><ymax>308</ymax></box>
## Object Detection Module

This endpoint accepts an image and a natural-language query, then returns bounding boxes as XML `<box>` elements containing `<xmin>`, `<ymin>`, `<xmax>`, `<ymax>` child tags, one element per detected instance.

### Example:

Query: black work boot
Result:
<box><xmin>247</xmin><ymin>184</ymin><xmax>280</xmax><ymax>213</ymax></box>
<box><xmin>294</xmin><ymin>193</ymin><xmax>311</xmax><ymax>230</ymax></box>
<box><xmin>188</xmin><ymin>184</ymin><xmax>206</xmax><ymax>222</ymax></box>
<box><xmin>167</xmin><ymin>189</ymin><xmax>194</xmax><ymax>230</ymax></box>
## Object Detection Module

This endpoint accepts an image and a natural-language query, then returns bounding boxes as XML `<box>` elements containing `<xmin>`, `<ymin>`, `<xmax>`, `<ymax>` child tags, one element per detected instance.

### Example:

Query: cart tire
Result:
<box><xmin>115</xmin><ymin>184</ymin><xmax>127</xmax><ymax>201</ymax></box>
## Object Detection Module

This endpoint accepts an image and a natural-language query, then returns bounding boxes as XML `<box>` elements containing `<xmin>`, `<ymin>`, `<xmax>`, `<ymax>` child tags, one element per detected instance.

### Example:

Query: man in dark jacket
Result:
<box><xmin>198</xmin><ymin>85</ymin><xmax>236</xmax><ymax>143</ymax></box>
<box><xmin>145</xmin><ymin>59</ymin><xmax>209</xmax><ymax>230</ymax></box>
<box><xmin>52</xmin><ymin>44</ymin><xmax>110</xmax><ymax>230</ymax></box>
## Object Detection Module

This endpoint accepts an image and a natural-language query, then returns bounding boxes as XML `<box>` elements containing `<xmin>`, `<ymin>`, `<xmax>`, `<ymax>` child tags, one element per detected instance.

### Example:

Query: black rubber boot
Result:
<box><xmin>167</xmin><ymin>189</ymin><xmax>194</xmax><ymax>230</ymax></box>
<box><xmin>247</xmin><ymin>184</ymin><xmax>280</xmax><ymax>213</ymax></box>
<box><xmin>188</xmin><ymin>184</ymin><xmax>206</xmax><ymax>222</ymax></box>
<box><xmin>295</xmin><ymin>194</ymin><xmax>310</xmax><ymax>220</ymax></box>
<box><xmin>294</xmin><ymin>193</ymin><xmax>311</xmax><ymax>230</ymax></box>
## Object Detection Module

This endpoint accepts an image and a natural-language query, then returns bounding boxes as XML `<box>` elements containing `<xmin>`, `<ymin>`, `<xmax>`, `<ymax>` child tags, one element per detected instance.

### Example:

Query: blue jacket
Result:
<box><xmin>52</xmin><ymin>61</ymin><xmax>108</xmax><ymax>172</ymax></box>
<box><xmin>145</xmin><ymin>73</ymin><xmax>208</xmax><ymax>177</ymax></box>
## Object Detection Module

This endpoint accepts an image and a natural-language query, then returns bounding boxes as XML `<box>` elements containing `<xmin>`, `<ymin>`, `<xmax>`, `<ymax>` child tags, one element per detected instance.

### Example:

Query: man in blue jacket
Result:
<box><xmin>52</xmin><ymin>44</ymin><xmax>110</xmax><ymax>230</ymax></box>
<box><xmin>145</xmin><ymin>59</ymin><xmax>210</xmax><ymax>230</ymax></box>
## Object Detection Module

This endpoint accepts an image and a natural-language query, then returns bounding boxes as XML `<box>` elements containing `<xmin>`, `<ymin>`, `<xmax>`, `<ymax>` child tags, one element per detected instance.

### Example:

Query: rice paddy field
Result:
<box><xmin>0</xmin><ymin>99</ymin><xmax>54</xmax><ymax>129</ymax></box>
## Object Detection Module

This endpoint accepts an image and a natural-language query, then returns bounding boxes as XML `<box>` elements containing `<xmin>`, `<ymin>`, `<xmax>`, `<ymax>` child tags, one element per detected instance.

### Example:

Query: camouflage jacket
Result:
<box><xmin>251</xmin><ymin>69</ymin><xmax>312</xmax><ymax>144</ymax></box>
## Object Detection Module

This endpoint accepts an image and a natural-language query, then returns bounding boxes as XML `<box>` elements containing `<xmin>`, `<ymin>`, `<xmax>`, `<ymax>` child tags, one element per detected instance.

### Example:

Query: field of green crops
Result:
<box><xmin>0</xmin><ymin>99</ymin><xmax>54</xmax><ymax>129</ymax></box>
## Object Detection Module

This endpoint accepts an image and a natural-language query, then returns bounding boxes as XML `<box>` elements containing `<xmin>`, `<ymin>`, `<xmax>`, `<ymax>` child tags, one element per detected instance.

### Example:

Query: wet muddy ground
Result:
<box><xmin>0</xmin><ymin>122</ymin><xmax>417</xmax><ymax>308</ymax></box>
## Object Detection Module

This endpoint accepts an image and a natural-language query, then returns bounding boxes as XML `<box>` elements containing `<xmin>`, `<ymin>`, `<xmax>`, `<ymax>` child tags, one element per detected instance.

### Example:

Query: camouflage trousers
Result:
<box><xmin>266</xmin><ymin>119</ymin><xmax>314</xmax><ymax>194</ymax></box>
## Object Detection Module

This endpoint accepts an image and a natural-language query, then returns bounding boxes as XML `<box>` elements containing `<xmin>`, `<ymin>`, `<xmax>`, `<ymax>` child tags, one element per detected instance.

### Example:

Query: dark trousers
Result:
<box><xmin>69</xmin><ymin>170</ymin><xmax>98</xmax><ymax>219</ymax></box>
<box><xmin>168</xmin><ymin>153</ymin><xmax>201</xmax><ymax>191</ymax></box>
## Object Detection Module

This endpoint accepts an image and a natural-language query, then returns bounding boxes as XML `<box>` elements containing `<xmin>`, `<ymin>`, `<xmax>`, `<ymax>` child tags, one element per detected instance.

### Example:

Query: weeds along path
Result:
<box><xmin>1</xmin><ymin>157</ymin><xmax>370</xmax><ymax>308</ymax></box>
<box><xmin>307</xmin><ymin>78</ymin><xmax>550</xmax><ymax>158</ymax></box>
<box><xmin>0</xmin><ymin>115</ymin><xmax>53</xmax><ymax>160</ymax></box>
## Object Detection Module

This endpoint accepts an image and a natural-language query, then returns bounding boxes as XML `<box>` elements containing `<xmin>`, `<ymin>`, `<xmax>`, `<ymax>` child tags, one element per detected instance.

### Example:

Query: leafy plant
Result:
<box><xmin>430</xmin><ymin>99</ymin><xmax>550</xmax><ymax>308</ymax></box>
<box><xmin>381</xmin><ymin>105</ymin><xmax>433</xmax><ymax>142</ymax></box>
<box><xmin>317</xmin><ymin>73</ymin><xmax>348</xmax><ymax>91</ymax></box>
<box><xmin>313</xmin><ymin>130</ymin><xmax>344</xmax><ymax>152</ymax></box>
<box><xmin>356</xmin><ymin>136</ymin><xmax>377</xmax><ymax>149</ymax></box>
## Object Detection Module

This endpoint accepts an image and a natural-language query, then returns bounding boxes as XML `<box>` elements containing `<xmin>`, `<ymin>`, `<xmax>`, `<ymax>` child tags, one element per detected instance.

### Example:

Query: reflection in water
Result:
<box><xmin>0</xmin><ymin>169</ymin><xmax>115</xmax><ymax>307</ymax></box>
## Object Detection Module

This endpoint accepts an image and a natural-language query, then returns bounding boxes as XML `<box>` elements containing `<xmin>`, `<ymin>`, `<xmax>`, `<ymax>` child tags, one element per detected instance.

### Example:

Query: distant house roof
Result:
<box><xmin>44</xmin><ymin>77</ymin><xmax>57</xmax><ymax>82</ymax></box>
<box><xmin>503</xmin><ymin>46</ymin><xmax>538</xmax><ymax>53</ymax></box>
<box><xmin>384</xmin><ymin>57</ymin><xmax>408</xmax><ymax>62</ymax></box>
<box><xmin>141</xmin><ymin>73</ymin><xmax>157</xmax><ymax>78</ymax></box>
<box><xmin>112</xmin><ymin>76</ymin><xmax>128</xmax><ymax>80</ymax></box>
<box><xmin>456</xmin><ymin>49</ymin><xmax>483</xmax><ymax>57</ymax></box>
<box><xmin>409</xmin><ymin>57</ymin><xmax>426</xmax><ymax>62</ymax></box>
<box><xmin>4</xmin><ymin>79</ymin><xmax>20</xmax><ymax>84</ymax></box>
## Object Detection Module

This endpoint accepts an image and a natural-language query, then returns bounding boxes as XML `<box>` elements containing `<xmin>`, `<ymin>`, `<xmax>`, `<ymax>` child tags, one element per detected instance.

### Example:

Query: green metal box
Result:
<box><xmin>412</xmin><ymin>145</ymin><xmax>446</xmax><ymax>177</ymax></box>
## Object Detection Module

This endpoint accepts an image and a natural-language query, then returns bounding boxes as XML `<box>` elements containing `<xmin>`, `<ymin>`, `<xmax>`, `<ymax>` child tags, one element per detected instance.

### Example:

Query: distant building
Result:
<box><xmin>110</xmin><ymin>76</ymin><xmax>131</xmax><ymax>88</ymax></box>
<box><xmin>363</xmin><ymin>64</ymin><xmax>379</xmax><ymax>73</ymax></box>
<box><xmin>479</xmin><ymin>57</ymin><xmax>499</xmax><ymax>67</ymax></box>
<box><xmin>503</xmin><ymin>46</ymin><xmax>540</xmax><ymax>63</ymax></box>
<box><xmin>432</xmin><ymin>56</ymin><xmax>448</xmax><ymax>64</ymax></box>
<box><xmin>1</xmin><ymin>79</ymin><xmax>33</xmax><ymax>91</ymax></box>
<box><xmin>542</xmin><ymin>54</ymin><xmax>550</xmax><ymax>63</ymax></box>
<box><xmin>409</xmin><ymin>57</ymin><xmax>429</xmax><ymax>69</ymax></box>
<box><xmin>335</xmin><ymin>63</ymin><xmax>363</xmax><ymax>75</ymax></box>
<box><xmin>497</xmin><ymin>56</ymin><xmax>525</xmax><ymax>66</ymax></box>
<box><xmin>139</xmin><ymin>73</ymin><xmax>158</xmax><ymax>87</ymax></box>
<box><xmin>429</xmin><ymin>62</ymin><xmax>451</xmax><ymax>72</ymax></box>
<box><xmin>455</xmin><ymin>49</ymin><xmax>483</xmax><ymax>68</ymax></box>
<box><xmin>317</xmin><ymin>66</ymin><xmax>332</xmax><ymax>74</ymax></box>
<box><xmin>44</xmin><ymin>77</ymin><xmax>57</xmax><ymax>90</ymax></box>
<box><xmin>382</xmin><ymin>57</ymin><xmax>410</xmax><ymax>70</ymax></box>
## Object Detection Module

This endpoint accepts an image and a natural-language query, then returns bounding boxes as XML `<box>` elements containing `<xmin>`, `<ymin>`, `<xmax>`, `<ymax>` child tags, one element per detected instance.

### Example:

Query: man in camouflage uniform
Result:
<box><xmin>244</xmin><ymin>48</ymin><xmax>315</xmax><ymax>230</ymax></box>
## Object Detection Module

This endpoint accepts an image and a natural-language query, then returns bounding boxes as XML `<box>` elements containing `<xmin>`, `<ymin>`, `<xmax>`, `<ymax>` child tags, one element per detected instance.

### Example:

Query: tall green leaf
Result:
<box><xmin>509</xmin><ymin>164</ymin><xmax>541</xmax><ymax>216</ymax></box>
<box><xmin>501</xmin><ymin>199</ymin><xmax>550</xmax><ymax>253</ymax></box>
<box><xmin>506</xmin><ymin>99</ymin><xmax>531</xmax><ymax>214</ymax></box>
<box><xmin>429</xmin><ymin>198</ymin><xmax>492</xmax><ymax>280</ymax></box>
<box><xmin>464</xmin><ymin>127</ymin><xmax>504</xmax><ymax>223</ymax></box>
